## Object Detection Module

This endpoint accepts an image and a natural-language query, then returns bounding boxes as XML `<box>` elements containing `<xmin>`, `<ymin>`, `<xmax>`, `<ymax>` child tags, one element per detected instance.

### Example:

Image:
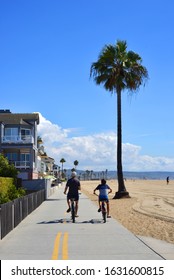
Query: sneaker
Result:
<box><xmin>98</xmin><ymin>208</ymin><xmax>101</xmax><ymax>212</ymax></box>
<box><xmin>75</xmin><ymin>215</ymin><xmax>79</xmax><ymax>217</ymax></box>
<box><xmin>107</xmin><ymin>215</ymin><xmax>111</xmax><ymax>218</ymax></box>
<box><xmin>66</xmin><ymin>208</ymin><xmax>71</xmax><ymax>213</ymax></box>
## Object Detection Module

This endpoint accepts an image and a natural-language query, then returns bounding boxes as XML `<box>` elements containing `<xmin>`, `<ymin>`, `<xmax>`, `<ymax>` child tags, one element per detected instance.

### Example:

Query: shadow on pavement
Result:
<box><xmin>37</xmin><ymin>219</ymin><xmax>105</xmax><ymax>224</ymax></box>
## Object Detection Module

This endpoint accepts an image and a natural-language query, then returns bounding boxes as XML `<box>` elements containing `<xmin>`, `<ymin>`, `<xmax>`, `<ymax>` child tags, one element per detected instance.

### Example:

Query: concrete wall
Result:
<box><xmin>22</xmin><ymin>179</ymin><xmax>61</xmax><ymax>199</ymax></box>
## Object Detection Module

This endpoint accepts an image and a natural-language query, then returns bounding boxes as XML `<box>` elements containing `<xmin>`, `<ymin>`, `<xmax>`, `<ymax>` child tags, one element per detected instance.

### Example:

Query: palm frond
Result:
<box><xmin>90</xmin><ymin>40</ymin><xmax>148</xmax><ymax>94</ymax></box>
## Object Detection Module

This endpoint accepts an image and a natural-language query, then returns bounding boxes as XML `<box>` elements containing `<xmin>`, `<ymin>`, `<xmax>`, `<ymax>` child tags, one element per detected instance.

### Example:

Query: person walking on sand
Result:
<box><xmin>93</xmin><ymin>179</ymin><xmax>112</xmax><ymax>218</ymax></box>
<box><xmin>166</xmin><ymin>176</ymin><xmax>169</xmax><ymax>185</ymax></box>
<box><xmin>64</xmin><ymin>171</ymin><xmax>81</xmax><ymax>217</ymax></box>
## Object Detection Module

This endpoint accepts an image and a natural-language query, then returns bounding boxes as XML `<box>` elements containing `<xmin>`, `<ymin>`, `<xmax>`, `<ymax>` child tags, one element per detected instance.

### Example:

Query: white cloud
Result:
<box><xmin>37</xmin><ymin>113</ymin><xmax>174</xmax><ymax>171</ymax></box>
<box><xmin>38</xmin><ymin>114</ymin><xmax>71</xmax><ymax>143</ymax></box>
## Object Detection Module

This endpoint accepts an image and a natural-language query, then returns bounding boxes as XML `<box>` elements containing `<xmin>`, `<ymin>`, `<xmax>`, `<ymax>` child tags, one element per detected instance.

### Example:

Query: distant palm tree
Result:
<box><xmin>74</xmin><ymin>160</ymin><xmax>79</xmax><ymax>170</ymax></box>
<box><xmin>85</xmin><ymin>170</ymin><xmax>90</xmax><ymax>180</ymax></box>
<box><xmin>90</xmin><ymin>40</ymin><xmax>148</xmax><ymax>198</ymax></box>
<box><xmin>105</xmin><ymin>169</ymin><xmax>108</xmax><ymax>180</ymax></box>
<box><xmin>60</xmin><ymin>158</ymin><xmax>66</xmax><ymax>178</ymax></box>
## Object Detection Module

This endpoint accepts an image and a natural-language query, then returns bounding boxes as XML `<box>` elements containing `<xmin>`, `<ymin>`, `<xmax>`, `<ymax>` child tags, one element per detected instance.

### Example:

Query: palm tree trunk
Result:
<box><xmin>113</xmin><ymin>88</ymin><xmax>130</xmax><ymax>199</ymax></box>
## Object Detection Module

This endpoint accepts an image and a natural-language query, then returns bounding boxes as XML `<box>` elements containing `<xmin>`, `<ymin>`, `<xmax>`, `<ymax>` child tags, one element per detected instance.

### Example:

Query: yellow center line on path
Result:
<box><xmin>51</xmin><ymin>232</ymin><xmax>69</xmax><ymax>260</ymax></box>
<box><xmin>52</xmin><ymin>232</ymin><xmax>62</xmax><ymax>260</ymax></box>
<box><xmin>62</xmin><ymin>232</ymin><xmax>68</xmax><ymax>260</ymax></box>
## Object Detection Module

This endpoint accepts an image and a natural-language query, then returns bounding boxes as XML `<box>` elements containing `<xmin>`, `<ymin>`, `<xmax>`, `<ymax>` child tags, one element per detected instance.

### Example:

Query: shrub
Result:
<box><xmin>0</xmin><ymin>155</ymin><xmax>25</xmax><ymax>204</ymax></box>
<box><xmin>0</xmin><ymin>177</ymin><xmax>26</xmax><ymax>204</ymax></box>
<box><xmin>0</xmin><ymin>154</ymin><xmax>18</xmax><ymax>178</ymax></box>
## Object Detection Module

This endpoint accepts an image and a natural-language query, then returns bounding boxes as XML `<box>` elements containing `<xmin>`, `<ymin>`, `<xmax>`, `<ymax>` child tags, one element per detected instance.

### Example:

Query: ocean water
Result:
<box><xmin>75</xmin><ymin>170</ymin><xmax>174</xmax><ymax>180</ymax></box>
<box><xmin>112</xmin><ymin>171</ymin><xmax>174</xmax><ymax>180</ymax></box>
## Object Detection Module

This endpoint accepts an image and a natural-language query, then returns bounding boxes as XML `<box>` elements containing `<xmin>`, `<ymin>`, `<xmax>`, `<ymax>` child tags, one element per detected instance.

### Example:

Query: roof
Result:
<box><xmin>0</xmin><ymin>113</ymin><xmax>40</xmax><ymax>125</ymax></box>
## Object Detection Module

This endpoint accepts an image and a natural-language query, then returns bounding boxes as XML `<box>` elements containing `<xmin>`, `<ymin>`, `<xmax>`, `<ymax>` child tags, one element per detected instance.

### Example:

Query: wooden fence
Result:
<box><xmin>0</xmin><ymin>189</ymin><xmax>45</xmax><ymax>239</ymax></box>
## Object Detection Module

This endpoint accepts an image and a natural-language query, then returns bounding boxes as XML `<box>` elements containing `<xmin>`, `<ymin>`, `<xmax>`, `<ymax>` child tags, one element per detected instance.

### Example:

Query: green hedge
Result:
<box><xmin>0</xmin><ymin>177</ymin><xmax>25</xmax><ymax>204</ymax></box>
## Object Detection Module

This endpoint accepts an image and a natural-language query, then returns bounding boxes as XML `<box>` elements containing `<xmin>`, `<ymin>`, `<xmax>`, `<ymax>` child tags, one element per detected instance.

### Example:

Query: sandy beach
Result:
<box><xmin>81</xmin><ymin>179</ymin><xmax>174</xmax><ymax>244</ymax></box>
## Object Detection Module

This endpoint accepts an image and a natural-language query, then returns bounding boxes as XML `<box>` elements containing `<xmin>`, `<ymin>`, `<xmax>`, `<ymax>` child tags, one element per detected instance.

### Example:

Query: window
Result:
<box><xmin>6</xmin><ymin>153</ymin><xmax>18</xmax><ymax>162</ymax></box>
<box><xmin>20</xmin><ymin>154</ymin><xmax>30</xmax><ymax>162</ymax></box>
<box><xmin>21</xmin><ymin>129</ymin><xmax>31</xmax><ymax>141</ymax></box>
<box><xmin>4</xmin><ymin>128</ymin><xmax>18</xmax><ymax>141</ymax></box>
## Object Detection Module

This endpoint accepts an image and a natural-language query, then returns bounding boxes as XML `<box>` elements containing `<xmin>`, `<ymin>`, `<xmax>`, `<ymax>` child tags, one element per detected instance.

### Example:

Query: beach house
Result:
<box><xmin>0</xmin><ymin>109</ymin><xmax>40</xmax><ymax>180</ymax></box>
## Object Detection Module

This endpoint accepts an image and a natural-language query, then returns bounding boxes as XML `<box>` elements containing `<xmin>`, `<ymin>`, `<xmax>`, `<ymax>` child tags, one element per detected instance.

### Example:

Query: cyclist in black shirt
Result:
<box><xmin>64</xmin><ymin>171</ymin><xmax>81</xmax><ymax>217</ymax></box>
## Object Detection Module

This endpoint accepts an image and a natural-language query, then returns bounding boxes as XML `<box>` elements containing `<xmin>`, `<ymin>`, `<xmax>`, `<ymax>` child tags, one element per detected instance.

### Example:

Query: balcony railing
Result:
<box><xmin>9</xmin><ymin>161</ymin><xmax>31</xmax><ymax>169</ymax></box>
<box><xmin>2</xmin><ymin>135</ymin><xmax>34</xmax><ymax>144</ymax></box>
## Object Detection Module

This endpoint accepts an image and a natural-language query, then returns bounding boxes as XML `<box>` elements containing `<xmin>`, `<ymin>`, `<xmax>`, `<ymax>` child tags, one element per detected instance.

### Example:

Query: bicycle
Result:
<box><xmin>70</xmin><ymin>198</ymin><xmax>76</xmax><ymax>223</ymax></box>
<box><xmin>94</xmin><ymin>194</ymin><xmax>107</xmax><ymax>223</ymax></box>
<box><xmin>100</xmin><ymin>200</ymin><xmax>107</xmax><ymax>223</ymax></box>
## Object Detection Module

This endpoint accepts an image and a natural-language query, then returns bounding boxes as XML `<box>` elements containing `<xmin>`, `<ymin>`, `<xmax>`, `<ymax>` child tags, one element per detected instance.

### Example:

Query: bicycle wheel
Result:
<box><xmin>71</xmin><ymin>200</ymin><xmax>75</xmax><ymax>223</ymax></box>
<box><xmin>101</xmin><ymin>202</ymin><xmax>106</xmax><ymax>223</ymax></box>
<box><xmin>102</xmin><ymin>211</ymin><xmax>106</xmax><ymax>223</ymax></box>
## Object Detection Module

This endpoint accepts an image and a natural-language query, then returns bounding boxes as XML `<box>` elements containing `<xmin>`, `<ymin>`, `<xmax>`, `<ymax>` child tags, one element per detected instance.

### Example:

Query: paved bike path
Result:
<box><xmin>0</xmin><ymin>185</ymin><xmax>172</xmax><ymax>260</ymax></box>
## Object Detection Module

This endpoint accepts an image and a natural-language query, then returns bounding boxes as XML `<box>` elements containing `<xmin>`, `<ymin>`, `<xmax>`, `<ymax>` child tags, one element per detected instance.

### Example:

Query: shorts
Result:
<box><xmin>99</xmin><ymin>196</ymin><xmax>109</xmax><ymax>203</ymax></box>
<box><xmin>67</xmin><ymin>193</ymin><xmax>79</xmax><ymax>201</ymax></box>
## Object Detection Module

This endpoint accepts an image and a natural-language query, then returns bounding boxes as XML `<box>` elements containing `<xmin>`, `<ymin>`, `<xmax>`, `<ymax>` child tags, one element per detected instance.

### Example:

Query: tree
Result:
<box><xmin>60</xmin><ymin>158</ymin><xmax>66</xmax><ymax>177</ymax></box>
<box><xmin>85</xmin><ymin>170</ymin><xmax>90</xmax><ymax>180</ymax></box>
<box><xmin>74</xmin><ymin>160</ymin><xmax>79</xmax><ymax>170</ymax></box>
<box><xmin>0</xmin><ymin>154</ymin><xmax>25</xmax><ymax>203</ymax></box>
<box><xmin>0</xmin><ymin>154</ymin><xmax>18</xmax><ymax>178</ymax></box>
<box><xmin>90</xmin><ymin>40</ymin><xmax>148</xmax><ymax>198</ymax></box>
<box><xmin>90</xmin><ymin>170</ymin><xmax>93</xmax><ymax>180</ymax></box>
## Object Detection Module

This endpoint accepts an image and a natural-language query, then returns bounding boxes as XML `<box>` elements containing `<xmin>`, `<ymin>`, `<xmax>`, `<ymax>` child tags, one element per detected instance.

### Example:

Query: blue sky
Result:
<box><xmin>1</xmin><ymin>0</ymin><xmax>174</xmax><ymax>171</ymax></box>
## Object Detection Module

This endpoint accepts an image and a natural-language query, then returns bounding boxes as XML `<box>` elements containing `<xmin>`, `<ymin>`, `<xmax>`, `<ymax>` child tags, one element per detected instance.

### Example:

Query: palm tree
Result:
<box><xmin>90</xmin><ymin>170</ymin><xmax>93</xmax><ymax>180</ymax></box>
<box><xmin>85</xmin><ymin>170</ymin><xmax>90</xmax><ymax>180</ymax></box>
<box><xmin>105</xmin><ymin>169</ymin><xmax>108</xmax><ymax>180</ymax></box>
<box><xmin>74</xmin><ymin>160</ymin><xmax>79</xmax><ymax>170</ymax></box>
<box><xmin>90</xmin><ymin>40</ymin><xmax>148</xmax><ymax>198</ymax></box>
<box><xmin>60</xmin><ymin>158</ymin><xmax>66</xmax><ymax>178</ymax></box>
